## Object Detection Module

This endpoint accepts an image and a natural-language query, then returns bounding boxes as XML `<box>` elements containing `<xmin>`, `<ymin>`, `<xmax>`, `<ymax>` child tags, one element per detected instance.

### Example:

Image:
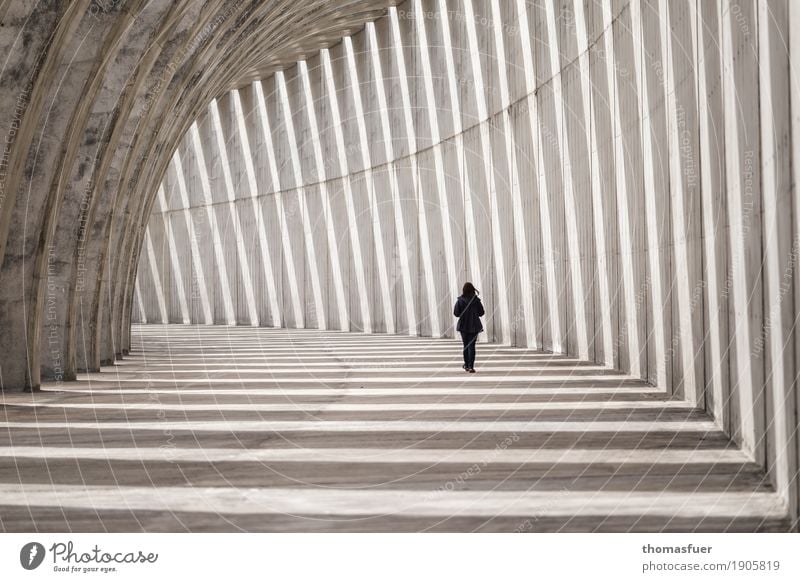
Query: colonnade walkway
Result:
<box><xmin>0</xmin><ymin>325</ymin><xmax>790</xmax><ymax>531</ymax></box>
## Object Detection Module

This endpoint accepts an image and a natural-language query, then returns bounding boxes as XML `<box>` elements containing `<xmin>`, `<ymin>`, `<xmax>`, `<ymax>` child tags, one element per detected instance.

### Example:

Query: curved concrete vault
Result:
<box><xmin>0</xmin><ymin>0</ymin><xmax>399</xmax><ymax>391</ymax></box>
<box><xmin>1</xmin><ymin>0</ymin><xmax>800</xmax><ymax>529</ymax></box>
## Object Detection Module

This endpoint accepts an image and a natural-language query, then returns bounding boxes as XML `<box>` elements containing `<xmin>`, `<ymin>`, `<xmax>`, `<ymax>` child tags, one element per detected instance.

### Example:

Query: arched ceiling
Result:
<box><xmin>0</xmin><ymin>0</ymin><xmax>399</xmax><ymax>390</ymax></box>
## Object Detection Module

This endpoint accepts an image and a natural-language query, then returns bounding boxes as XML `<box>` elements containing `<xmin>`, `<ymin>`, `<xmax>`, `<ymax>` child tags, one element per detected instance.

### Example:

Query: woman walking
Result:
<box><xmin>453</xmin><ymin>282</ymin><xmax>484</xmax><ymax>373</ymax></box>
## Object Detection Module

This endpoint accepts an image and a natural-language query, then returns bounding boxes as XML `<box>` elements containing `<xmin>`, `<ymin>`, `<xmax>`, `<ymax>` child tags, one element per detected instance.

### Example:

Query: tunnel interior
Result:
<box><xmin>0</xmin><ymin>0</ymin><xmax>798</xmax><ymax>531</ymax></box>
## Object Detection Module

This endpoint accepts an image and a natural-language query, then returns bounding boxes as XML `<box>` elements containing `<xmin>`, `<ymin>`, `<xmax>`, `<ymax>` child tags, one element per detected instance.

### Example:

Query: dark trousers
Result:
<box><xmin>460</xmin><ymin>332</ymin><xmax>479</xmax><ymax>369</ymax></box>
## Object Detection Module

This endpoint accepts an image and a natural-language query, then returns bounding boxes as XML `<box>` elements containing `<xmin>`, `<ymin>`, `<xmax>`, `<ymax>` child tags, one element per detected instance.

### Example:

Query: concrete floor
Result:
<box><xmin>0</xmin><ymin>325</ymin><xmax>790</xmax><ymax>532</ymax></box>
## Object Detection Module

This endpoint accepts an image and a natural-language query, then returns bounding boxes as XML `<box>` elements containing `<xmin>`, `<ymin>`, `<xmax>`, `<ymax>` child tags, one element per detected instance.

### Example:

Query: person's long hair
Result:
<box><xmin>462</xmin><ymin>282</ymin><xmax>479</xmax><ymax>297</ymax></box>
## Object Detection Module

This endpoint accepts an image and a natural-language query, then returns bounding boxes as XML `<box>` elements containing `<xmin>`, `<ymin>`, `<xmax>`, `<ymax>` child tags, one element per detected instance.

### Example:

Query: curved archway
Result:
<box><xmin>1</xmin><ymin>0</ymin><xmax>799</xmax><ymax>530</ymax></box>
<box><xmin>0</xmin><ymin>0</ymin><xmax>399</xmax><ymax>391</ymax></box>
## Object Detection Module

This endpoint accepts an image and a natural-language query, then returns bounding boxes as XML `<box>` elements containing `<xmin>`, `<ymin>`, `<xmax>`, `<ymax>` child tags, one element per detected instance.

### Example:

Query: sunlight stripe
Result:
<box><xmin>232</xmin><ymin>89</ymin><xmax>282</xmax><ymax>327</ymax></box>
<box><xmin>630</xmin><ymin>0</ymin><xmax>667</xmax><ymax>387</ymax></box>
<box><xmin>690</xmin><ymin>0</ymin><xmax>724</xmax><ymax>419</ymax></box>
<box><xmin>133</xmin><ymin>279</ymin><xmax>146</xmax><ymax>324</ymax></box>
<box><xmin>543</xmin><ymin>0</ymin><xmax>589</xmax><ymax>358</ymax></box>
<box><xmin>658</xmin><ymin>0</ymin><xmax>697</xmax><ymax>403</ymax></box>
<box><xmin>321</xmin><ymin>49</ymin><xmax>373</xmax><ymax>333</ymax></box>
<box><xmin>389</xmin><ymin>6</ymin><xmax>441</xmax><ymax>336</ymax></box>
<box><xmin>343</xmin><ymin>37</ymin><xmax>395</xmax><ymax>333</ymax></box>
<box><xmin>208</xmin><ymin>98</ymin><xmax>260</xmax><ymax>326</ymax></box>
<box><xmin>463</xmin><ymin>0</ymin><xmax>511</xmax><ymax>344</ymax></box>
<box><xmin>365</xmin><ymin>24</ymin><xmax>418</xmax><ymax>334</ymax></box>
<box><xmin>189</xmin><ymin>122</ymin><xmax>236</xmax><ymax>325</ymax></box>
<box><xmin>490</xmin><ymin>0</ymin><xmax>536</xmax><ymax>348</ymax></box>
<box><xmin>155</xmin><ymin>185</ymin><xmax>190</xmax><ymax>323</ymax></box>
<box><xmin>601</xmin><ymin>0</ymin><xmax>641</xmax><ymax>376</ymax></box>
<box><xmin>276</xmin><ymin>71</ymin><xmax>327</xmax><ymax>330</ymax></box>
<box><xmin>413</xmin><ymin>0</ymin><xmax>459</xmax><ymax>314</ymax></box>
<box><xmin>299</xmin><ymin>60</ymin><xmax>349</xmax><ymax>331</ymax></box>
<box><xmin>437</xmin><ymin>0</ymin><xmax>484</xmax><ymax>312</ymax></box>
<box><xmin>0</xmin><ymin>420</ymin><xmax>718</xmax><ymax>433</ymax></box>
<box><xmin>172</xmin><ymin>151</ymin><xmax>212</xmax><ymax>324</ymax></box>
<box><xmin>254</xmin><ymin>80</ymin><xmax>304</xmax><ymax>327</ymax></box>
<box><xmin>721</xmin><ymin>0</ymin><xmax>758</xmax><ymax>461</ymax></box>
<box><xmin>516</xmin><ymin>0</ymin><xmax>562</xmax><ymax>352</ymax></box>
<box><xmin>757</xmin><ymin>0</ymin><xmax>792</xmax><ymax>499</ymax></box>
<box><xmin>0</xmin><ymin>485</ymin><xmax>782</xmax><ymax>519</ymax></box>
<box><xmin>572</xmin><ymin>0</ymin><xmax>614</xmax><ymax>365</ymax></box>
<box><xmin>0</xmin><ymin>447</ymin><xmax>748</xmax><ymax>465</ymax></box>
<box><xmin>144</xmin><ymin>228</ymin><xmax>168</xmax><ymax>324</ymax></box>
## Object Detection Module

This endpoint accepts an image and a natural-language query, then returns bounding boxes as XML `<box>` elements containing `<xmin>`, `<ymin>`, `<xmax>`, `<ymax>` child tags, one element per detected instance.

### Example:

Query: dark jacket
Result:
<box><xmin>454</xmin><ymin>294</ymin><xmax>484</xmax><ymax>333</ymax></box>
